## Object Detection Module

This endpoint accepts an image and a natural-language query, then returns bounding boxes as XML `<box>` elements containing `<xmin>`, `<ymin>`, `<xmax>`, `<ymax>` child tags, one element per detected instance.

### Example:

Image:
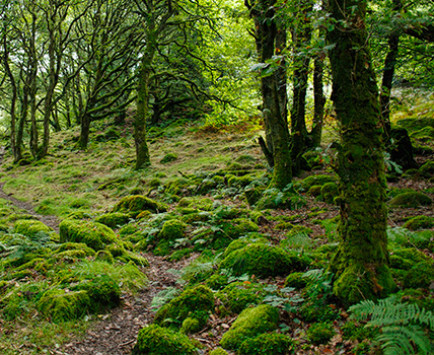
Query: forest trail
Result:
<box><xmin>58</xmin><ymin>254</ymin><xmax>192</xmax><ymax>355</ymax></box>
<box><xmin>0</xmin><ymin>149</ymin><xmax>59</xmax><ymax>232</ymax></box>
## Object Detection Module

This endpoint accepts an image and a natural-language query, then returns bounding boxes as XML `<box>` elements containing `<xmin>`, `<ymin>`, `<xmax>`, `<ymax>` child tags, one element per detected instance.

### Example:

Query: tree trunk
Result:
<box><xmin>327</xmin><ymin>0</ymin><xmax>395</xmax><ymax>306</ymax></box>
<box><xmin>311</xmin><ymin>57</ymin><xmax>325</xmax><ymax>147</ymax></box>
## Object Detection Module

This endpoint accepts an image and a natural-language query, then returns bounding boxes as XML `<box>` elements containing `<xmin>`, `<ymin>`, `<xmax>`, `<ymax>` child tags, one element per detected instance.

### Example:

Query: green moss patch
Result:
<box><xmin>14</xmin><ymin>219</ymin><xmax>53</xmax><ymax>237</ymax></box>
<box><xmin>238</xmin><ymin>333</ymin><xmax>294</xmax><ymax>355</ymax></box>
<box><xmin>255</xmin><ymin>188</ymin><xmax>306</xmax><ymax>210</ymax></box>
<box><xmin>95</xmin><ymin>212</ymin><xmax>131</xmax><ymax>228</ymax></box>
<box><xmin>158</xmin><ymin>219</ymin><xmax>188</xmax><ymax>241</ymax></box>
<box><xmin>307</xmin><ymin>322</ymin><xmax>336</xmax><ymax>345</ymax></box>
<box><xmin>112</xmin><ymin>195</ymin><xmax>167</xmax><ymax>216</ymax></box>
<box><xmin>300</xmin><ymin>174</ymin><xmax>336</xmax><ymax>191</ymax></box>
<box><xmin>388</xmin><ymin>191</ymin><xmax>432</xmax><ymax>208</ymax></box>
<box><xmin>59</xmin><ymin>219</ymin><xmax>118</xmax><ymax>250</ymax></box>
<box><xmin>154</xmin><ymin>285</ymin><xmax>214</xmax><ymax>331</ymax></box>
<box><xmin>220</xmin><ymin>304</ymin><xmax>279</xmax><ymax>350</ymax></box>
<box><xmin>217</xmin><ymin>282</ymin><xmax>265</xmax><ymax>314</ymax></box>
<box><xmin>132</xmin><ymin>324</ymin><xmax>196</xmax><ymax>355</ymax></box>
<box><xmin>403</xmin><ymin>216</ymin><xmax>434</xmax><ymax>231</ymax></box>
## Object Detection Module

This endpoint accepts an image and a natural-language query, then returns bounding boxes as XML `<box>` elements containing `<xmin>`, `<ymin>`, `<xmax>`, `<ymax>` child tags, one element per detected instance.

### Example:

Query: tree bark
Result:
<box><xmin>311</xmin><ymin>56</ymin><xmax>325</xmax><ymax>147</ymax></box>
<box><xmin>327</xmin><ymin>0</ymin><xmax>395</xmax><ymax>306</ymax></box>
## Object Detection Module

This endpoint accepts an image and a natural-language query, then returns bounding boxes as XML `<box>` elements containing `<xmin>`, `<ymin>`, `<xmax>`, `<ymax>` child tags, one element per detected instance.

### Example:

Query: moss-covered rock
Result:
<box><xmin>158</xmin><ymin>219</ymin><xmax>187</xmax><ymax>241</ymax></box>
<box><xmin>95</xmin><ymin>212</ymin><xmax>130</xmax><ymax>228</ymax></box>
<box><xmin>217</xmin><ymin>282</ymin><xmax>265</xmax><ymax>314</ymax></box>
<box><xmin>220</xmin><ymin>243</ymin><xmax>309</xmax><ymax>278</ymax></box>
<box><xmin>320</xmin><ymin>182</ymin><xmax>339</xmax><ymax>204</ymax></box>
<box><xmin>112</xmin><ymin>195</ymin><xmax>167</xmax><ymax>216</ymax></box>
<box><xmin>300</xmin><ymin>174</ymin><xmax>336</xmax><ymax>191</ymax></box>
<box><xmin>307</xmin><ymin>322</ymin><xmax>336</xmax><ymax>345</ymax></box>
<box><xmin>59</xmin><ymin>219</ymin><xmax>118</xmax><ymax>250</ymax></box>
<box><xmin>403</xmin><ymin>262</ymin><xmax>434</xmax><ymax>289</ymax></box>
<box><xmin>209</xmin><ymin>348</ymin><xmax>228</xmax><ymax>355</ymax></box>
<box><xmin>132</xmin><ymin>324</ymin><xmax>196</xmax><ymax>355</ymax></box>
<box><xmin>403</xmin><ymin>215</ymin><xmax>434</xmax><ymax>231</ymax></box>
<box><xmin>255</xmin><ymin>188</ymin><xmax>306</xmax><ymax>210</ymax></box>
<box><xmin>419</xmin><ymin>160</ymin><xmax>434</xmax><ymax>178</ymax></box>
<box><xmin>160</xmin><ymin>153</ymin><xmax>178</xmax><ymax>164</ymax></box>
<box><xmin>238</xmin><ymin>333</ymin><xmax>294</xmax><ymax>355</ymax></box>
<box><xmin>220</xmin><ymin>304</ymin><xmax>279</xmax><ymax>350</ymax></box>
<box><xmin>223</xmin><ymin>234</ymin><xmax>269</xmax><ymax>258</ymax></box>
<box><xmin>37</xmin><ymin>289</ymin><xmax>90</xmax><ymax>322</ymax></box>
<box><xmin>154</xmin><ymin>285</ymin><xmax>214</xmax><ymax>331</ymax></box>
<box><xmin>307</xmin><ymin>185</ymin><xmax>322</xmax><ymax>197</ymax></box>
<box><xmin>388</xmin><ymin>191</ymin><xmax>432</xmax><ymax>208</ymax></box>
<box><xmin>284</xmin><ymin>272</ymin><xmax>308</xmax><ymax>289</ymax></box>
<box><xmin>14</xmin><ymin>219</ymin><xmax>52</xmax><ymax>237</ymax></box>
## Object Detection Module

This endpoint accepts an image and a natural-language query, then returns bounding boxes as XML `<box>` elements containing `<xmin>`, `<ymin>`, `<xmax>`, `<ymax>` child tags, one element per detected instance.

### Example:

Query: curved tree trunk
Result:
<box><xmin>327</xmin><ymin>0</ymin><xmax>395</xmax><ymax>306</ymax></box>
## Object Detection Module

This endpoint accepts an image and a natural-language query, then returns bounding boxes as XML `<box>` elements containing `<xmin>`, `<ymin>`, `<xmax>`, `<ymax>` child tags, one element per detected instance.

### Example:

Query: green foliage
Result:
<box><xmin>220</xmin><ymin>304</ymin><xmax>279</xmax><ymax>350</ymax></box>
<box><xmin>59</xmin><ymin>219</ymin><xmax>118</xmax><ymax>250</ymax></box>
<box><xmin>300</xmin><ymin>175</ymin><xmax>336</xmax><ymax>191</ymax></box>
<box><xmin>319</xmin><ymin>182</ymin><xmax>339</xmax><ymax>204</ymax></box>
<box><xmin>403</xmin><ymin>262</ymin><xmax>434</xmax><ymax>289</ymax></box>
<box><xmin>255</xmin><ymin>187</ymin><xmax>306</xmax><ymax>210</ymax></box>
<box><xmin>14</xmin><ymin>219</ymin><xmax>53</xmax><ymax>237</ymax></box>
<box><xmin>209</xmin><ymin>348</ymin><xmax>228</xmax><ymax>355</ymax></box>
<box><xmin>132</xmin><ymin>324</ymin><xmax>196</xmax><ymax>355</ymax></box>
<box><xmin>307</xmin><ymin>322</ymin><xmax>336</xmax><ymax>345</ymax></box>
<box><xmin>219</xmin><ymin>243</ymin><xmax>310</xmax><ymax>278</ymax></box>
<box><xmin>238</xmin><ymin>333</ymin><xmax>294</xmax><ymax>355</ymax></box>
<box><xmin>349</xmin><ymin>296</ymin><xmax>434</xmax><ymax>355</ymax></box>
<box><xmin>154</xmin><ymin>285</ymin><xmax>214</xmax><ymax>331</ymax></box>
<box><xmin>284</xmin><ymin>272</ymin><xmax>307</xmax><ymax>289</ymax></box>
<box><xmin>160</xmin><ymin>153</ymin><xmax>178</xmax><ymax>164</ymax></box>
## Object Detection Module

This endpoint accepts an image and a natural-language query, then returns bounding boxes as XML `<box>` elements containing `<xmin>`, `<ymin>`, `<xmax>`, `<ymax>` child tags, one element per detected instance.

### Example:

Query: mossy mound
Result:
<box><xmin>209</xmin><ymin>348</ymin><xmax>228</xmax><ymax>355</ymax></box>
<box><xmin>223</xmin><ymin>234</ymin><xmax>269</xmax><ymax>258</ymax></box>
<box><xmin>419</xmin><ymin>160</ymin><xmax>434</xmax><ymax>178</ymax></box>
<box><xmin>403</xmin><ymin>216</ymin><xmax>434</xmax><ymax>231</ymax></box>
<box><xmin>284</xmin><ymin>272</ymin><xmax>308</xmax><ymax>289</ymax></box>
<box><xmin>132</xmin><ymin>324</ymin><xmax>196</xmax><ymax>355</ymax></box>
<box><xmin>59</xmin><ymin>219</ymin><xmax>118</xmax><ymax>250</ymax></box>
<box><xmin>255</xmin><ymin>188</ymin><xmax>306</xmax><ymax>210</ymax></box>
<box><xmin>307</xmin><ymin>322</ymin><xmax>336</xmax><ymax>345</ymax></box>
<box><xmin>220</xmin><ymin>243</ymin><xmax>309</xmax><ymax>278</ymax></box>
<box><xmin>220</xmin><ymin>304</ymin><xmax>279</xmax><ymax>350</ymax></box>
<box><xmin>388</xmin><ymin>191</ymin><xmax>432</xmax><ymax>208</ymax></box>
<box><xmin>403</xmin><ymin>262</ymin><xmax>434</xmax><ymax>289</ymax></box>
<box><xmin>37</xmin><ymin>289</ymin><xmax>90</xmax><ymax>322</ymax></box>
<box><xmin>112</xmin><ymin>195</ymin><xmax>167</xmax><ymax>216</ymax></box>
<box><xmin>300</xmin><ymin>174</ymin><xmax>336</xmax><ymax>191</ymax></box>
<box><xmin>238</xmin><ymin>333</ymin><xmax>294</xmax><ymax>355</ymax></box>
<box><xmin>154</xmin><ymin>285</ymin><xmax>214</xmax><ymax>331</ymax></box>
<box><xmin>217</xmin><ymin>282</ymin><xmax>265</xmax><ymax>314</ymax></box>
<box><xmin>14</xmin><ymin>219</ymin><xmax>53</xmax><ymax>237</ymax></box>
<box><xmin>160</xmin><ymin>153</ymin><xmax>178</xmax><ymax>164</ymax></box>
<box><xmin>95</xmin><ymin>212</ymin><xmax>130</xmax><ymax>228</ymax></box>
<box><xmin>158</xmin><ymin>219</ymin><xmax>187</xmax><ymax>241</ymax></box>
<box><xmin>320</xmin><ymin>182</ymin><xmax>339</xmax><ymax>204</ymax></box>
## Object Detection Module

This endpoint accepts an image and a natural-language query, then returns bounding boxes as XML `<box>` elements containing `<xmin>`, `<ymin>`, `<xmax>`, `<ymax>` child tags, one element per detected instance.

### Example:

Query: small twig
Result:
<box><xmin>118</xmin><ymin>339</ymin><xmax>135</xmax><ymax>348</ymax></box>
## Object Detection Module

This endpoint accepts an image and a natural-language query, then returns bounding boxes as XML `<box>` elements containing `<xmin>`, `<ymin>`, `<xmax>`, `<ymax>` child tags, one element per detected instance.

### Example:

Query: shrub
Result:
<box><xmin>307</xmin><ymin>322</ymin><xmax>336</xmax><ymax>345</ymax></box>
<box><xmin>220</xmin><ymin>304</ymin><xmax>279</xmax><ymax>350</ymax></box>
<box><xmin>59</xmin><ymin>219</ymin><xmax>118</xmax><ymax>250</ymax></box>
<box><xmin>132</xmin><ymin>324</ymin><xmax>196</xmax><ymax>355</ymax></box>
<box><xmin>154</xmin><ymin>285</ymin><xmax>214</xmax><ymax>331</ymax></box>
<box><xmin>238</xmin><ymin>333</ymin><xmax>294</xmax><ymax>355</ymax></box>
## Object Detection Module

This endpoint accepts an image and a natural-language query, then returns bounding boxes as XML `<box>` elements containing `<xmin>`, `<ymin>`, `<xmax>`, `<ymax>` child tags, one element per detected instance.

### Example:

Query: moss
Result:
<box><xmin>419</xmin><ymin>160</ymin><xmax>434</xmax><ymax>178</ymax></box>
<box><xmin>169</xmin><ymin>248</ymin><xmax>192</xmax><ymax>261</ymax></box>
<box><xmin>56</xmin><ymin>242</ymin><xmax>96</xmax><ymax>256</ymax></box>
<box><xmin>284</xmin><ymin>272</ymin><xmax>308</xmax><ymax>289</ymax></box>
<box><xmin>403</xmin><ymin>215</ymin><xmax>434</xmax><ymax>231</ymax></box>
<box><xmin>6</xmin><ymin>213</ymin><xmax>37</xmax><ymax>222</ymax></box>
<box><xmin>95</xmin><ymin>212</ymin><xmax>130</xmax><ymax>228</ymax></box>
<box><xmin>95</xmin><ymin>249</ymin><xmax>115</xmax><ymax>263</ymax></box>
<box><xmin>158</xmin><ymin>219</ymin><xmax>187</xmax><ymax>241</ymax></box>
<box><xmin>106</xmin><ymin>244</ymin><xmax>149</xmax><ymax>266</ymax></box>
<box><xmin>37</xmin><ymin>289</ymin><xmax>91</xmax><ymax>322</ymax></box>
<box><xmin>112</xmin><ymin>195</ymin><xmax>167</xmax><ymax>217</ymax></box>
<box><xmin>388</xmin><ymin>191</ymin><xmax>432</xmax><ymax>208</ymax></box>
<box><xmin>217</xmin><ymin>282</ymin><xmax>265</xmax><ymax>314</ymax></box>
<box><xmin>59</xmin><ymin>219</ymin><xmax>118</xmax><ymax>250</ymax></box>
<box><xmin>132</xmin><ymin>324</ymin><xmax>196</xmax><ymax>355</ymax></box>
<box><xmin>223</xmin><ymin>235</ymin><xmax>269</xmax><ymax>258</ymax></box>
<box><xmin>238</xmin><ymin>333</ymin><xmax>294</xmax><ymax>355</ymax></box>
<box><xmin>14</xmin><ymin>219</ymin><xmax>52</xmax><ymax>237</ymax></box>
<box><xmin>342</xmin><ymin>320</ymin><xmax>378</xmax><ymax>341</ymax></box>
<box><xmin>390</xmin><ymin>247</ymin><xmax>431</xmax><ymax>270</ymax></box>
<box><xmin>307</xmin><ymin>185</ymin><xmax>322</xmax><ymax>197</ymax></box>
<box><xmin>333</xmin><ymin>263</ymin><xmax>396</xmax><ymax>307</ymax></box>
<box><xmin>244</xmin><ymin>186</ymin><xmax>265</xmax><ymax>206</ymax></box>
<box><xmin>320</xmin><ymin>182</ymin><xmax>339</xmax><ymax>204</ymax></box>
<box><xmin>180</xmin><ymin>317</ymin><xmax>201</xmax><ymax>334</ymax></box>
<box><xmin>119</xmin><ymin>223</ymin><xmax>140</xmax><ymax>237</ymax></box>
<box><xmin>307</xmin><ymin>322</ymin><xmax>336</xmax><ymax>345</ymax></box>
<box><xmin>154</xmin><ymin>285</ymin><xmax>214</xmax><ymax>330</ymax></box>
<box><xmin>227</xmin><ymin>174</ymin><xmax>258</xmax><ymax>188</ymax></box>
<box><xmin>300</xmin><ymin>174</ymin><xmax>336</xmax><ymax>191</ymax></box>
<box><xmin>217</xmin><ymin>218</ymin><xmax>259</xmax><ymax>240</ymax></box>
<box><xmin>73</xmin><ymin>274</ymin><xmax>121</xmax><ymax>312</ymax></box>
<box><xmin>209</xmin><ymin>348</ymin><xmax>228</xmax><ymax>355</ymax></box>
<box><xmin>403</xmin><ymin>262</ymin><xmax>434</xmax><ymax>289</ymax></box>
<box><xmin>220</xmin><ymin>304</ymin><xmax>279</xmax><ymax>350</ymax></box>
<box><xmin>205</xmin><ymin>273</ymin><xmax>229</xmax><ymax>291</ymax></box>
<box><xmin>165</xmin><ymin>177</ymin><xmax>194</xmax><ymax>196</ymax></box>
<box><xmin>220</xmin><ymin>243</ymin><xmax>310</xmax><ymax>278</ymax></box>
<box><xmin>255</xmin><ymin>188</ymin><xmax>306</xmax><ymax>210</ymax></box>
<box><xmin>160</xmin><ymin>153</ymin><xmax>178</xmax><ymax>164</ymax></box>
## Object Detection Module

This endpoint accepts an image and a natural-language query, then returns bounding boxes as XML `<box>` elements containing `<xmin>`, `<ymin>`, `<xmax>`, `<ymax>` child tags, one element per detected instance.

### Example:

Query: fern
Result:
<box><xmin>349</xmin><ymin>296</ymin><xmax>434</xmax><ymax>354</ymax></box>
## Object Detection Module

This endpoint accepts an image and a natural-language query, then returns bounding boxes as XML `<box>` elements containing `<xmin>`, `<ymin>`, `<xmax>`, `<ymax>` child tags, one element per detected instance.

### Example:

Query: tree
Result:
<box><xmin>327</xmin><ymin>0</ymin><xmax>395</xmax><ymax>306</ymax></box>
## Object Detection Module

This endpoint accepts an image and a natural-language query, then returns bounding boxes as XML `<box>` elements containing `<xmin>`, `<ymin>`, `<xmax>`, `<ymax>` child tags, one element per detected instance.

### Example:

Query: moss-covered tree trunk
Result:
<box><xmin>327</xmin><ymin>0</ymin><xmax>395</xmax><ymax>306</ymax></box>
<box><xmin>311</xmin><ymin>56</ymin><xmax>325</xmax><ymax>147</ymax></box>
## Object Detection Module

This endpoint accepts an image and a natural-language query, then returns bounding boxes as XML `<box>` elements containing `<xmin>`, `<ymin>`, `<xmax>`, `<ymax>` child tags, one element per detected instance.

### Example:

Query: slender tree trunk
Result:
<box><xmin>78</xmin><ymin>112</ymin><xmax>91</xmax><ymax>149</ymax></box>
<box><xmin>311</xmin><ymin>57</ymin><xmax>325</xmax><ymax>147</ymax></box>
<box><xmin>276</xmin><ymin>28</ymin><xmax>288</xmax><ymax>125</ymax></box>
<box><xmin>327</xmin><ymin>0</ymin><xmax>395</xmax><ymax>306</ymax></box>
